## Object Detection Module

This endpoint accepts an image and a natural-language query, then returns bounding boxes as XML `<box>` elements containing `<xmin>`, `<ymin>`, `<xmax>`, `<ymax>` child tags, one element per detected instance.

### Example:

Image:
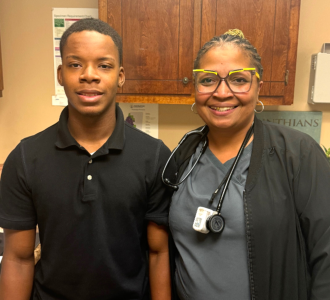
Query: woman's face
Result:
<box><xmin>195</xmin><ymin>45</ymin><xmax>263</xmax><ymax>133</ymax></box>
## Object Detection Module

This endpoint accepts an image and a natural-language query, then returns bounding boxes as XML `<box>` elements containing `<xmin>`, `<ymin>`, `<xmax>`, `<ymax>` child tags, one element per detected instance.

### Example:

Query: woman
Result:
<box><xmin>162</xmin><ymin>30</ymin><xmax>330</xmax><ymax>300</ymax></box>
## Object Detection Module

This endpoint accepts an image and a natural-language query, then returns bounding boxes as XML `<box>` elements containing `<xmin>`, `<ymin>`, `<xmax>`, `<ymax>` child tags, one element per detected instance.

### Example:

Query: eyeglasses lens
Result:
<box><xmin>194</xmin><ymin>71</ymin><xmax>253</xmax><ymax>93</ymax></box>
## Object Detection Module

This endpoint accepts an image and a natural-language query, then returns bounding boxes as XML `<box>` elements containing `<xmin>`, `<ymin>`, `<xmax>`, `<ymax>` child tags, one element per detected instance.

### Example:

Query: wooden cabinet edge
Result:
<box><xmin>283</xmin><ymin>0</ymin><xmax>301</xmax><ymax>105</ymax></box>
<box><xmin>116</xmin><ymin>95</ymin><xmax>195</xmax><ymax>104</ymax></box>
<box><xmin>98</xmin><ymin>0</ymin><xmax>107</xmax><ymax>22</ymax></box>
<box><xmin>115</xmin><ymin>95</ymin><xmax>289</xmax><ymax>105</ymax></box>
<box><xmin>0</xmin><ymin>34</ymin><xmax>3</xmax><ymax>97</ymax></box>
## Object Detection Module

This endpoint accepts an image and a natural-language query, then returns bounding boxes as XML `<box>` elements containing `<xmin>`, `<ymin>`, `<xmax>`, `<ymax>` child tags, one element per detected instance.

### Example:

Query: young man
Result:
<box><xmin>0</xmin><ymin>19</ymin><xmax>172</xmax><ymax>300</ymax></box>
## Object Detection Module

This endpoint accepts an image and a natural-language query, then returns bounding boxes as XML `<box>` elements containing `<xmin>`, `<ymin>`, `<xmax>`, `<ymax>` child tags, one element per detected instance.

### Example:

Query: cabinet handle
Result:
<box><xmin>182</xmin><ymin>77</ymin><xmax>189</xmax><ymax>84</ymax></box>
<box><xmin>285</xmin><ymin>70</ymin><xmax>289</xmax><ymax>86</ymax></box>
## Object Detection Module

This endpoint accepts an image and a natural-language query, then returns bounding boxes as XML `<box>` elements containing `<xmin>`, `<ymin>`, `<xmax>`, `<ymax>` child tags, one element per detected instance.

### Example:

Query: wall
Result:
<box><xmin>0</xmin><ymin>0</ymin><xmax>330</xmax><ymax>163</ymax></box>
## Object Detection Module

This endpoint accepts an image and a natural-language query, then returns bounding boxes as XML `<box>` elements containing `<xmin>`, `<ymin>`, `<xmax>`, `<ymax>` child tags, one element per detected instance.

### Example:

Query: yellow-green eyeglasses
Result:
<box><xmin>193</xmin><ymin>68</ymin><xmax>260</xmax><ymax>94</ymax></box>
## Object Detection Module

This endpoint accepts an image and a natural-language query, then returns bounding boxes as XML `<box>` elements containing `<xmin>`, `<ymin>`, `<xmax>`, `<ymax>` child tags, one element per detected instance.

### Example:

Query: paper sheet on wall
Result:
<box><xmin>52</xmin><ymin>8</ymin><xmax>98</xmax><ymax>106</ymax></box>
<box><xmin>119</xmin><ymin>103</ymin><xmax>159</xmax><ymax>138</ymax></box>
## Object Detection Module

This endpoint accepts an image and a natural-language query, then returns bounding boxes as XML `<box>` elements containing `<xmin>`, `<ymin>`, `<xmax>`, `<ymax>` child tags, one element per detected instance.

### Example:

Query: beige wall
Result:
<box><xmin>0</xmin><ymin>0</ymin><xmax>330</xmax><ymax>163</ymax></box>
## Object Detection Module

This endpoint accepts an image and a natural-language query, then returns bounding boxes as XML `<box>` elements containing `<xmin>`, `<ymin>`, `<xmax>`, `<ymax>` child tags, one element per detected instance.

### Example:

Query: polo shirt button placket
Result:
<box><xmin>82</xmin><ymin>157</ymin><xmax>97</xmax><ymax>202</ymax></box>
<box><xmin>87</xmin><ymin>158</ymin><xmax>93</xmax><ymax>181</ymax></box>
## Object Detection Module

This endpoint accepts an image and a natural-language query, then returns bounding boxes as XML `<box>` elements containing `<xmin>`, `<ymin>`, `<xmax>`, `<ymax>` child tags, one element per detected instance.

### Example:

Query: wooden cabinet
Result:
<box><xmin>200</xmin><ymin>0</ymin><xmax>300</xmax><ymax>105</ymax></box>
<box><xmin>99</xmin><ymin>0</ymin><xmax>197</xmax><ymax>104</ymax></box>
<box><xmin>99</xmin><ymin>0</ymin><xmax>300</xmax><ymax>105</ymax></box>
<box><xmin>0</xmin><ymin>34</ymin><xmax>3</xmax><ymax>97</ymax></box>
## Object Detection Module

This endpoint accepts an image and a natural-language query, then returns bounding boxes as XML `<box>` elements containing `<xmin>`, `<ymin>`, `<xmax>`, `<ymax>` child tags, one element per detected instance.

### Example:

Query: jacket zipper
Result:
<box><xmin>243</xmin><ymin>190</ymin><xmax>256</xmax><ymax>300</ymax></box>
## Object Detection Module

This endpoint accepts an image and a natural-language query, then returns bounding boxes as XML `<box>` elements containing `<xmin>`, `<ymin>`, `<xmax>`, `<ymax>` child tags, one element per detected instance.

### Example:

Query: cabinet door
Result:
<box><xmin>99</xmin><ymin>0</ymin><xmax>194</xmax><ymax>96</ymax></box>
<box><xmin>200</xmin><ymin>0</ymin><xmax>300</xmax><ymax>105</ymax></box>
<box><xmin>99</xmin><ymin>0</ymin><xmax>300</xmax><ymax>105</ymax></box>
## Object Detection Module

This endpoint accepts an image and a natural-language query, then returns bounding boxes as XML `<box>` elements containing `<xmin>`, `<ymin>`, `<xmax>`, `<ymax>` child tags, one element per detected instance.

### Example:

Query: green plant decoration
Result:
<box><xmin>322</xmin><ymin>146</ymin><xmax>330</xmax><ymax>162</ymax></box>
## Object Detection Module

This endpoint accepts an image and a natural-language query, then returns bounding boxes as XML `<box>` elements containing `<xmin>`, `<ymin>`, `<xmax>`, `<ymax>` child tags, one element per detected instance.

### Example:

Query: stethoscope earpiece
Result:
<box><xmin>161</xmin><ymin>126</ymin><xmax>208</xmax><ymax>190</ymax></box>
<box><xmin>164</xmin><ymin>178</ymin><xmax>178</xmax><ymax>191</ymax></box>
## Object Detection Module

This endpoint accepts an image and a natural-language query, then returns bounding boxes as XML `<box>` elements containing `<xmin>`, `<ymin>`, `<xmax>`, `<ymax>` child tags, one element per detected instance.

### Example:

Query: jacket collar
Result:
<box><xmin>245</xmin><ymin>116</ymin><xmax>264</xmax><ymax>191</ymax></box>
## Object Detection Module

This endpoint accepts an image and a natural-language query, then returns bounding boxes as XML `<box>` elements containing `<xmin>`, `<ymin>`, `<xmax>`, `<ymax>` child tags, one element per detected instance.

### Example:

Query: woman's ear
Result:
<box><xmin>257</xmin><ymin>80</ymin><xmax>263</xmax><ymax>95</ymax></box>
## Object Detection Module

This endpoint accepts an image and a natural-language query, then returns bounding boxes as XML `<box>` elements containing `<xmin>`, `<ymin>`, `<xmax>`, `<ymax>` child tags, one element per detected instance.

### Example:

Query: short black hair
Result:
<box><xmin>60</xmin><ymin>18</ymin><xmax>123</xmax><ymax>65</ymax></box>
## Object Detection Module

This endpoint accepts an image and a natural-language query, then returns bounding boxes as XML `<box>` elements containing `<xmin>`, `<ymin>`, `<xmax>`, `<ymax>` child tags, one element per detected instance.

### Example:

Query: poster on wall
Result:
<box><xmin>118</xmin><ymin>103</ymin><xmax>159</xmax><ymax>138</ymax></box>
<box><xmin>51</xmin><ymin>7</ymin><xmax>98</xmax><ymax>106</ymax></box>
<box><xmin>256</xmin><ymin>111</ymin><xmax>322</xmax><ymax>143</ymax></box>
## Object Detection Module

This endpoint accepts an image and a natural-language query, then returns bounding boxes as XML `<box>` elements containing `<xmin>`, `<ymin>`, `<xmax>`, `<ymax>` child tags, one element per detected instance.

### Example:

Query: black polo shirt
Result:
<box><xmin>0</xmin><ymin>104</ymin><xmax>173</xmax><ymax>300</ymax></box>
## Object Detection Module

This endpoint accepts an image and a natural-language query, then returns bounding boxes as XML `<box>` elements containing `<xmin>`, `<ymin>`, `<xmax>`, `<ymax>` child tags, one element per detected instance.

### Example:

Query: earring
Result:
<box><xmin>191</xmin><ymin>103</ymin><xmax>198</xmax><ymax>114</ymax></box>
<box><xmin>254</xmin><ymin>99</ymin><xmax>264</xmax><ymax>113</ymax></box>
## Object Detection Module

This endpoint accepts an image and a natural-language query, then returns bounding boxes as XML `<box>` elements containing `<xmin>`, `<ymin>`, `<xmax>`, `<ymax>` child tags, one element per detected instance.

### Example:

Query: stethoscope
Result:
<box><xmin>162</xmin><ymin>123</ymin><xmax>254</xmax><ymax>233</ymax></box>
<box><xmin>162</xmin><ymin>125</ymin><xmax>209</xmax><ymax>190</ymax></box>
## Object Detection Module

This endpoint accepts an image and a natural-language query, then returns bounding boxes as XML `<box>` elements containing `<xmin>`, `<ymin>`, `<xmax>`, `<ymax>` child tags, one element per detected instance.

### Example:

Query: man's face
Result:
<box><xmin>57</xmin><ymin>30</ymin><xmax>125</xmax><ymax>118</ymax></box>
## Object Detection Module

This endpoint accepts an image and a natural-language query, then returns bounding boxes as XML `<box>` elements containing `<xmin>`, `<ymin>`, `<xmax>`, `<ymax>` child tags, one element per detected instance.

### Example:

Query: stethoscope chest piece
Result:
<box><xmin>206</xmin><ymin>214</ymin><xmax>225</xmax><ymax>233</ymax></box>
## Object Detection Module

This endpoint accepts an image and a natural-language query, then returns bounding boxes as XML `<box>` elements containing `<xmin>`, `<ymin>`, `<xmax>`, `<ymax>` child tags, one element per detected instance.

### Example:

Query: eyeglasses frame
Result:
<box><xmin>193</xmin><ymin>68</ymin><xmax>261</xmax><ymax>94</ymax></box>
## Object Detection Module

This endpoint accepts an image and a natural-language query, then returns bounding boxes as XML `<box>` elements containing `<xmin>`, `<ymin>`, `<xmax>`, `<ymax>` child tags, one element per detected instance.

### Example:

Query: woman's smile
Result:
<box><xmin>209</xmin><ymin>106</ymin><xmax>237</xmax><ymax>112</ymax></box>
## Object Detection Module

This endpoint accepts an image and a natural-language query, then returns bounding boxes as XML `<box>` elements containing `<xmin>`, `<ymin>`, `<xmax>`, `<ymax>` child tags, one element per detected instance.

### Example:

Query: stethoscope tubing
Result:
<box><xmin>214</xmin><ymin>124</ymin><xmax>254</xmax><ymax>213</ymax></box>
<box><xmin>161</xmin><ymin>126</ymin><xmax>208</xmax><ymax>190</ymax></box>
<box><xmin>162</xmin><ymin>123</ymin><xmax>254</xmax><ymax>212</ymax></box>
<box><xmin>162</xmin><ymin>123</ymin><xmax>254</xmax><ymax>234</ymax></box>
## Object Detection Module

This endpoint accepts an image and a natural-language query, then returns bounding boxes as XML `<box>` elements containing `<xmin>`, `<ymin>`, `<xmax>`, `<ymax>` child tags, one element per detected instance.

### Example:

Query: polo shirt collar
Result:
<box><xmin>104</xmin><ymin>104</ymin><xmax>125</xmax><ymax>150</ymax></box>
<box><xmin>55</xmin><ymin>104</ymin><xmax>125</xmax><ymax>151</ymax></box>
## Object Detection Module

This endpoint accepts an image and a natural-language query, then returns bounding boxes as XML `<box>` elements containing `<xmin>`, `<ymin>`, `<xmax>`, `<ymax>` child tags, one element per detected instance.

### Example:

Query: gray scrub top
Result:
<box><xmin>169</xmin><ymin>141</ymin><xmax>253</xmax><ymax>300</ymax></box>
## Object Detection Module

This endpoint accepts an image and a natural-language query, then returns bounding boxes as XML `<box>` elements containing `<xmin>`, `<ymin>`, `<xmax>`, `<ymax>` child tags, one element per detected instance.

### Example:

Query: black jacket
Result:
<box><xmin>167</xmin><ymin>117</ymin><xmax>330</xmax><ymax>300</ymax></box>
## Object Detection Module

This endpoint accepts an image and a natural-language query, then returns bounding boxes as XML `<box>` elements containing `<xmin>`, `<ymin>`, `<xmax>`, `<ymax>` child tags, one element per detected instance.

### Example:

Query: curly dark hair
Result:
<box><xmin>60</xmin><ymin>18</ymin><xmax>123</xmax><ymax>65</ymax></box>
